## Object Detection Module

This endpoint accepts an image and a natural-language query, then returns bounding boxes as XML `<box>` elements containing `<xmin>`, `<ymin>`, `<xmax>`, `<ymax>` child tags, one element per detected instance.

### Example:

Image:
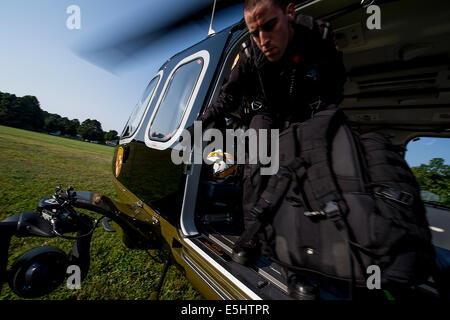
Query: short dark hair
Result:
<box><xmin>244</xmin><ymin>0</ymin><xmax>290</xmax><ymax>12</ymax></box>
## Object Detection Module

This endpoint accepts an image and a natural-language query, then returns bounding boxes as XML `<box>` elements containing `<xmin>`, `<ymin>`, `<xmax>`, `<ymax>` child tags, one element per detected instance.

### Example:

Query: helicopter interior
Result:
<box><xmin>189</xmin><ymin>0</ymin><xmax>450</xmax><ymax>299</ymax></box>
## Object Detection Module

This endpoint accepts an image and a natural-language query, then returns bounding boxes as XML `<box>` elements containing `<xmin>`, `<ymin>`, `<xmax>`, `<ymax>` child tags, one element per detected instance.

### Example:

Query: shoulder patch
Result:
<box><xmin>241</xmin><ymin>41</ymin><xmax>251</xmax><ymax>58</ymax></box>
<box><xmin>231</xmin><ymin>53</ymin><xmax>239</xmax><ymax>70</ymax></box>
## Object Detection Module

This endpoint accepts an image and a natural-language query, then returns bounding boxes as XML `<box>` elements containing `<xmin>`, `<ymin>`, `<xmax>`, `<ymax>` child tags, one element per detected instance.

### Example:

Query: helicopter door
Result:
<box><xmin>170</xmin><ymin>31</ymin><xmax>240</xmax><ymax>237</ymax></box>
<box><xmin>121</xmin><ymin>28</ymin><xmax>234</xmax><ymax>227</ymax></box>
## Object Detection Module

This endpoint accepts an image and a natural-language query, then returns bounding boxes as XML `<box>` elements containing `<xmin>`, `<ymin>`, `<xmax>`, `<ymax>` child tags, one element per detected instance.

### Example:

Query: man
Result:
<box><xmin>189</xmin><ymin>0</ymin><xmax>345</xmax><ymax>269</ymax></box>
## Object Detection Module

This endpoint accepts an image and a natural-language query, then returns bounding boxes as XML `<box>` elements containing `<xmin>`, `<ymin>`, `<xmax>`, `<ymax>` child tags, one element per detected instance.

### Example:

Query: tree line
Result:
<box><xmin>1</xmin><ymin>92</ymin><xmax>448</xmax><ymax>204</ymax></box>
<box><xmin>0</xmin><ymin>91</ymin><xmax>118</xmax><ymax>142</ymax></box>
<box><xmin>411</xmin><ymin>158</ymin><xmax>450</xmax><ymax>206</ymax></box>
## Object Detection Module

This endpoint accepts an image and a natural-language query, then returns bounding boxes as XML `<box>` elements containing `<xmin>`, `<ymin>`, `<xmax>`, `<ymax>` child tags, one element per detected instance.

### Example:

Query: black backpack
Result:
<box><xmin>253</xmin><ymin>108</ymin><xmax>436</xmax><ymax>288</ymax></box>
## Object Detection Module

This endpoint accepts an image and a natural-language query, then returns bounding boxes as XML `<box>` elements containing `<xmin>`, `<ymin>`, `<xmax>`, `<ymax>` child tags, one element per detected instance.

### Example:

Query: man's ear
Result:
<box><xmin>286</xmin><ymin>2</ymin><xmax>295</xmax><ymax>22</ymax></box>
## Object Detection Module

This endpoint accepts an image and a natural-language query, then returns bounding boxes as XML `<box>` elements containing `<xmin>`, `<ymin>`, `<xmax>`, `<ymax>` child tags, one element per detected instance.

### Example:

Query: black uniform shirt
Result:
<box><xmin>199</xmin><ymin>15</ymin><xmax>346</xmax><ymax>128</ymax></box>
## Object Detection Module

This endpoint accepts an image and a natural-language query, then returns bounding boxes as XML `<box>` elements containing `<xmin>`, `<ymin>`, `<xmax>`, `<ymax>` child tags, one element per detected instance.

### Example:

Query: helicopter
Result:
<box><xmin>1</xmin><ymin>0</ymin><xmax>450</xmax><ymax>301</ymax></box>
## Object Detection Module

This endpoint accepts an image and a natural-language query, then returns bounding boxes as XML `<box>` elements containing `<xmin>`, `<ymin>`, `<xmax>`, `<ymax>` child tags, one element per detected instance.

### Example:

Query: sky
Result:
<box><xmin>405</xmin><ymin>137</ymin><xmax>450</xmax><ymax>167</ymax></box>
<box><xmin>0</xmin><ymin>0</ymin><xmax>243</xmax><ymax>133</ymax></box>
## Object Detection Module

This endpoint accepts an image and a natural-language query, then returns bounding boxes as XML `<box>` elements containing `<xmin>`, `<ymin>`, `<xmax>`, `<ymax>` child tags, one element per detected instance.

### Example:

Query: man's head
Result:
<box><xmin>244</xmin><ymin>0</ymin><xmax>295</xmax><ymax>62</ymax></box>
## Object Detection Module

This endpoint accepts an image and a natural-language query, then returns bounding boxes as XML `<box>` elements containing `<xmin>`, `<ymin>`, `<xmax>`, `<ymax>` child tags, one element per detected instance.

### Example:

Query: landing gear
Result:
<box><xmin>149</xmin><ymin>258</ymin><xmax>171</xmax><ymax>300</ymax></box>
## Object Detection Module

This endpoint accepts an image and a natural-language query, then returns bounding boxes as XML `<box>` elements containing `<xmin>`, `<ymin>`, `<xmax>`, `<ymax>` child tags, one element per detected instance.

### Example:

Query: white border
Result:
<box><xmin>120</xmin><ymin>70</ymin><xmax>164</xmax><ymax>145</ymax></box>
<box><xmin>144</xmin><ymin>50</ymin><xmax>210</xmax><ymax>150</ymax></box>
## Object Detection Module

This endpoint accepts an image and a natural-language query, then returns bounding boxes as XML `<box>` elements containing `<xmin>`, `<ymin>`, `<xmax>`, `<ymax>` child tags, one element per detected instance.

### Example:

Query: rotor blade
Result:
<box><xmin>73</xmin><ymin>0</ymin><xmax>243</xmax><ymax>72</ymax></box>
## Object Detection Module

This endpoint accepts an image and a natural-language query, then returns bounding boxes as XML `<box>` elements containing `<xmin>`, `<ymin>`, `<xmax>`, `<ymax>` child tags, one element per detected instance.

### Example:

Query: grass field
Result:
<box><xmin>0</xmin><ymin>125</ymin><xmax>202</xmax><ymax>300</ymax></box>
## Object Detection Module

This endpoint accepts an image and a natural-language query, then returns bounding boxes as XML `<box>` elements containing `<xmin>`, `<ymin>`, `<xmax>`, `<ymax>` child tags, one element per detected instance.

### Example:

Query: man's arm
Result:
<box><xmin>197</xmin><ymin>48</ymin><xmax>252</xmax><ymax>128</ymax></box>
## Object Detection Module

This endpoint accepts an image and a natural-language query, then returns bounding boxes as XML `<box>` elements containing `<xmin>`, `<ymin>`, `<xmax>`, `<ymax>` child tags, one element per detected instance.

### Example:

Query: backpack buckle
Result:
<box><xmin>322</xmin><ymin>201</ymin><xmax>341</xmax><ymax>221</ymax></box>
<box><xmin>303</xmin><ymin>210</ymin><xmax>324</xmax><ymax>217</ymax></box>
<box><xmin>251</xmin><ymin>100</ymin><xmax>263</xmax><ymax>111</ymax></box>
<box><xmin>376</xmin><ymin>188</ymin><xmax>414</xmax><ymax>207</ymax></box>
<box><xmin>309</xmin><ymin>97</ymin><xmax>322</xmax><ymax>117</ymax></box>
<box><xmin>304</xmin><ymin>201</ymin><xmax>340</xmax><ymax>220</ymax></box>
<box><xmin>309</xmin><ymin>97</ymin><xmax>322</xmax><ymax>110</ymax></box>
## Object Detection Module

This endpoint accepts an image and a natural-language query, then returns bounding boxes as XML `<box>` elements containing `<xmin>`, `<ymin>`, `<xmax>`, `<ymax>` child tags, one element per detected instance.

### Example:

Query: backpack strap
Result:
<box><xmin>236</xmin><ymin>163</ymin><xmax>305</xmax><ymax>247</ymax></box>
<box><xmin>237</xmin><ymin>125</ymin><xmax>307</xmax><ymax>245</ymax></box>
<box><xmin>298</xmin><ymin>109</ymin><xmax>369</xmax><ymax>284</ymax></box>
<box><xmin>295</xmin><ymin>14</ymin><xmax>314</xmax><ymax>30</ymax></box>
<box><xmin>298</xmin><ymin>108</ymin><xmax>348</xmax><ymax>214</ymax></box>
<box><xmin>295</xmin><ymin>14</ymin><xmax>334</xmax><ymax>45</ymax></box>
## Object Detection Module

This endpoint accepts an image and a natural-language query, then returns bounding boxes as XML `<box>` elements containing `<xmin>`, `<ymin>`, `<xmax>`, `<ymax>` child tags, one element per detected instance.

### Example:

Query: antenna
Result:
<box><xmin>208</xmin><ymin>0</ymin><xmax>217</xmax><ymax>36</ymax></box>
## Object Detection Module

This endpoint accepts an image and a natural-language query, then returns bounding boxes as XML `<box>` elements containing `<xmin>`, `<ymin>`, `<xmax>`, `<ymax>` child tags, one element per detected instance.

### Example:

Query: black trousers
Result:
<box><xmin>242</xmin><ymin>114</ymin><xmax>274</xmax><ymax>230</ymax></box>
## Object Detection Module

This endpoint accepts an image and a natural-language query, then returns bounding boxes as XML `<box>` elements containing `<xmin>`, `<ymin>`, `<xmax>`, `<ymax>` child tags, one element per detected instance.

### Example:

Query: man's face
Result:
<box><xmin>244</xmin><ymin>0</ymin><xmax>295</xmax><ymax>62</ymax></box>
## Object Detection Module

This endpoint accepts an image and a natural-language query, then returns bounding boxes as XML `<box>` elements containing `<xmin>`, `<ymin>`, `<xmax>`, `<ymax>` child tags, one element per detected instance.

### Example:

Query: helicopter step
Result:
<box><xmin>197</xmin><ymin>222</ymin><xmax>293</xmax><ymax>299</ymax></box>
<box><xmin>190</xmin><ymin>233</ymin><xmax>293</xmax><ymax>300</ymax></box>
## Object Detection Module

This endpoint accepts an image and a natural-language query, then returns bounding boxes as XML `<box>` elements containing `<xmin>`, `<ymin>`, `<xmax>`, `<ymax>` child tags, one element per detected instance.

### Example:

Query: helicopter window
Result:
<box><xmin>149</xmin><ymin>58</ymin><xmax>204</xmax><ymax>142</ymax></box>
<box><xmin>406</xmin><ymin>137</ymin><xmax>450</xmax><ymax>208</ymax></box>
<box><xmin>121</xmin><ymin>74</ymin><xmax>161</xmax><ymax>138</ymax></box>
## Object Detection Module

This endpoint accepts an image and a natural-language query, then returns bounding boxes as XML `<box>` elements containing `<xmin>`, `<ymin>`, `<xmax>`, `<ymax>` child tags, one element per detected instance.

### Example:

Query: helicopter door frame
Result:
<box><xmin>143</xmin><ymin>50</ymin><xmax>210</xmax><ymax>150</ymax></box>
<box><xmin>179</xmin><ymin>31</ymin><xmax>248</xmax><ymax>237</ymax></box>
<box><xmin>180</xmin><ymin>147</ymin><xmax>208</xmax><ymax>236</ymax></box>
<box><xmin>177</xmin><ymin>31</ymin><xmax>269</xmax><ymax>299</ymax></box>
